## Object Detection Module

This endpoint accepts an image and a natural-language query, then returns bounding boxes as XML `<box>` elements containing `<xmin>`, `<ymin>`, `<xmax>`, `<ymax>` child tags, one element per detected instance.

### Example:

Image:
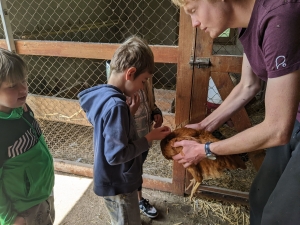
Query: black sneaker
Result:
<box><xmin>139</xmin><ymin>198</ymin><xmax>158</xmax><ymax>218</ymax></box>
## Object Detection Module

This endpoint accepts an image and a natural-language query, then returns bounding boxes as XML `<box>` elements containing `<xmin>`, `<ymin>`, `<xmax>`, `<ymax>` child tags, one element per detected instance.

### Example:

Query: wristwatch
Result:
<box><xmin>204</xmin><ymin>142</ymin><xmax>216</xmax><ymax>160</ymax></box>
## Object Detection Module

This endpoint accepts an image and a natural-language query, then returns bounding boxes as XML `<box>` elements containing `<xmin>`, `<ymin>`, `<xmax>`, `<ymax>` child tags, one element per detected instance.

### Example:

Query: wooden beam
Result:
<box><xmin>0</xmin><ymin>39</ymin><xmax>178</xmax><ymax>63</ymax></box>
<box><xmin>210</xmin><ymin>55</ymin><xmax>243</xmax><ymax>74</ymax></box>
<box><xmin>175</xmin><ymin>8</ymin><xmax>195</xmax><ymax>127</ymax></box>
<box><xmin>142</xmin><ymin>174</ymin><xmax>173</xmax><ymax>192</ymax></box>
<box><xmin>54</xmin><ymin>158</ymin><xmax>93</xmax><ymax>178</ymax></box>
<box><xmin>190</xmin><ymin>29</ymin><xmax>212</xmax><ymax>123</ymax></box>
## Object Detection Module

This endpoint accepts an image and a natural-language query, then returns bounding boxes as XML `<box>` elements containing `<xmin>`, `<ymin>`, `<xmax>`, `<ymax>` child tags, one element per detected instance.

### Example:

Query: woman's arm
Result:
<box><xmin>174</xmin><ymin>70</ymin><xmax>300</xmax><ymax>167</ymax></box>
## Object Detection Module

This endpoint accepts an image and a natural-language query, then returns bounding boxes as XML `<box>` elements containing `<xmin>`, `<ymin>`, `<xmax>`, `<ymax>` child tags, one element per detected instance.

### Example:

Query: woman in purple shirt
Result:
<box><xmin>171</xmin><ymin>0</ymin><xmax>300</xmax><ymax>224</ymax></box>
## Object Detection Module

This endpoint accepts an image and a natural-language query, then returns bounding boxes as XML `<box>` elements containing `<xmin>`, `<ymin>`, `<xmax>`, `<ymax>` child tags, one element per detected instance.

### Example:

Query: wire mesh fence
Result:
<box><xmin>4</xmin><ymin>0</ymin><xmax>179</xmax><ymax>45</ymax></box>
<box><xmin>0</xmin><ymin>0</ymin><xmax>253</xmax><ymax>184</ymax></box>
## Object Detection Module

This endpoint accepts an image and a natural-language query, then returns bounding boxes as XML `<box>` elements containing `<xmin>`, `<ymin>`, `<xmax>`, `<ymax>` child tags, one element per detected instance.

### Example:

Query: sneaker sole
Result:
<box><xmin>140</xmin><ymin>209</ymin><xmax>158</xmax><ymax>218</ymax></box>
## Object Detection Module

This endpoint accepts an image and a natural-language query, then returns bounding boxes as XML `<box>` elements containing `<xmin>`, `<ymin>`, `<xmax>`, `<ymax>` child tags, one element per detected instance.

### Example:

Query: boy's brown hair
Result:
<box><xmin>109</xmin><ymin>36</ymin><xmax>154</xmax><ymax>79</ymax></box>
<box><xmin>0</xmin><ymin>48</ymin><xmax>27</xmax><ymax>86</ymax></box>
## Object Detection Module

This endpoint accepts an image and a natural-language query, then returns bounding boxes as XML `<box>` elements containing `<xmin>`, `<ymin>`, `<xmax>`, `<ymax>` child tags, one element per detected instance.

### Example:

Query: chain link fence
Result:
<box><xmin>0</xmin><ymin>0</ymin><xmax>179</xmax><ymax>179</ymax></box>
<box><xmin>0</xmin><ymin>1</ymin><xmax>252</xmax><ymax>183</ymax></box>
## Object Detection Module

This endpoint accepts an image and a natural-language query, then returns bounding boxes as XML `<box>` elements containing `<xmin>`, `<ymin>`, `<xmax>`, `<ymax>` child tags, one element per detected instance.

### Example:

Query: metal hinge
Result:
<box><xmin>189</xmin><ymin>57</ymin><xmax>211</xmax><ymax>69</ymax></box>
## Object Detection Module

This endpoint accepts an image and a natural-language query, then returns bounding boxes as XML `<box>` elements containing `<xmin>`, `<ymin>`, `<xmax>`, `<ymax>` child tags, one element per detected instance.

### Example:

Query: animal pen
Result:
<box><xmin>0</xmin><ymin>0</ymin><xmax>265</xmax><ymax>206</ymax></box>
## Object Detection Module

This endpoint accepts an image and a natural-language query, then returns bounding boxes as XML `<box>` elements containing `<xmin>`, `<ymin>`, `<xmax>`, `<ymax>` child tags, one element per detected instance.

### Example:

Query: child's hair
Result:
<box><xmin>0</xmin><ymin>48</ymin><xmax>27</xmax><ymax>86</ymax></box>
<box><xmin>172</xmin><ymin>0</ymin><xmax>221</xmax><ymax>7</ymax></box>
<box><xmin>171</xmin><ymin>0</ymin><xmax>187</xmax><ymax>7</ymax></box>
<box><xmin>109</xmin><ymin>36</ymin><xmax>154</xmax><ymax>79</ymax></box>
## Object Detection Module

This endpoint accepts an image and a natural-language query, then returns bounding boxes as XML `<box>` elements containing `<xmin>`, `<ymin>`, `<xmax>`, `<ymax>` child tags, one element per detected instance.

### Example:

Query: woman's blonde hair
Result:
<box><xmin>171</xmin><ymin>0</ymin><xmax>188</xmax><ymax>7</ymax></box>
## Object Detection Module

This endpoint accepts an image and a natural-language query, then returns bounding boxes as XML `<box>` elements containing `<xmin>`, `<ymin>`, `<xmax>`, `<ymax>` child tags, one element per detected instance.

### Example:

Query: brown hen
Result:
<box><xmin>160</xmin><ymin>127</ymin><xmax>246</xmax><ymax>198</ymax></box>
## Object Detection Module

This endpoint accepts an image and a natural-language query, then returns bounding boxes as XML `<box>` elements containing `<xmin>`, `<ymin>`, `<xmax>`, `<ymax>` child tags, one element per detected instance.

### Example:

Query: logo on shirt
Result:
<box><xmin>275</xmin><ymin>56</ymin><xmax>286</xmax><ymax>69</ymax></box>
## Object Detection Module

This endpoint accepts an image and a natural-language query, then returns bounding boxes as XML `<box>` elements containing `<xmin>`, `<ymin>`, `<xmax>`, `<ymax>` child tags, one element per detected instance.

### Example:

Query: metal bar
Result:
<box><xmin>0</xmin><ymin>0</ymin><xmax>15</xmax><ymax>52</ymax></box>
<box><xmin>196</xmin><ymin>184</ymin><xmax>249</xmax><ymax>205</ymax></box>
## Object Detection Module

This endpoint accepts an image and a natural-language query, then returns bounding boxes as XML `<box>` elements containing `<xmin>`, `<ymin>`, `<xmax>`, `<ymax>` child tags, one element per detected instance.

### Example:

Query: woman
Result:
<box><xmin>171</xmin><ymin>0</ymin><xmax>300</xmax><ymax>224</ymax></box>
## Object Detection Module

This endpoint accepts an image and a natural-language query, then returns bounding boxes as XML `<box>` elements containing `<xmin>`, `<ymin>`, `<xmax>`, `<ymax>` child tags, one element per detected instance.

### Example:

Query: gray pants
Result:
<box><xmin>19</xmin><ymin>196</ymin><xmax>55</xmax><ymax>225</ymax></box>
<box><xmin>250</xmin><ymin>120</ymin><xmax>300</xmax><ymax>225</ymax></box>
<box><xmin>103</xmin><ymin>190</ymin><xmax>141</xmax><ymax>225</ymax></box>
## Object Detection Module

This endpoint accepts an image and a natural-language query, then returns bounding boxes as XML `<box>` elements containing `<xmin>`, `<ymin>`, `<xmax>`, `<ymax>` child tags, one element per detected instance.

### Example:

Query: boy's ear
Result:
<box><xmin>125</xmin><ymin>67</ymin><xmax>136</xmax><ymax>80</ymax></box>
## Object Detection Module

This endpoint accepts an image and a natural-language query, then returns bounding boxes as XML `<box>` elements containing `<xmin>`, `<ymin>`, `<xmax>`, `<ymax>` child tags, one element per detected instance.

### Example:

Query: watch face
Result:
<box><xmin>207</xmin><ymin>153</ymin><xmax>216</xmax><ymax>160</ymax></box>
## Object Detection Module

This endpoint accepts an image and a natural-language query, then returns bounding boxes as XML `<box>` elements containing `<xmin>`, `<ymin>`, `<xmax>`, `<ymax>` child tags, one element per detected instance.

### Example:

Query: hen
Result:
<box><xmin>160</xmin><ymin>127</ymin><xmax>246</xmax><ymax>198</ymax></box>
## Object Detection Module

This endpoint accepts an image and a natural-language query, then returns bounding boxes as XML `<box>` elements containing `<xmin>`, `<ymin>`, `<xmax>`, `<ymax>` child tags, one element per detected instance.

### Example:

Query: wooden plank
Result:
<box><xmin>172</xmin><ymin>161</ymin><xmax>186</xmax><ymax>196</ymax></box>
<box><xmin>190</xmin><ymin>29</ymin><xmax>212</xmax><ymax>123</ymax></box>
<box><xmin>175</xmin><ymin>8</ymin><xmax>195</xmax><ymax>128</ymax></box>
<box><xmin>54</xmin><ymin>158</ymin><xmax>93</xmax><ymax>178</ymax></box>
<box><xmin>211</xmin><ymin>72</ymin><xmax>251</xmax><ymax>132</ymax></box>
<box><xmin>210</xmin><ymin>55</ymin><xmax>243</xmax><ymax>74</ymax></box>
<box><xmin>0</xmin><ymin>39</ymin><xmax>177</xmax><ymax>63</ymax></box>
<box><xmin>142</xmin><ymin>174</ymin><xmax>173</xmax><ymax>192</ymax></box>
<box><xmin>54</xmin><ymin>158</ymin><xmax>174</xmax><ymax>192</ymax></box>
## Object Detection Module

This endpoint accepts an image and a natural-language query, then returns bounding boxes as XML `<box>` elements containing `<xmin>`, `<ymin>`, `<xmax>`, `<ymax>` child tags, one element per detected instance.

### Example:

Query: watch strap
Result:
<box><xmin>204</xmin><ymin>142</ymin><xmax>212</xmax><ymax>155</ymax></box>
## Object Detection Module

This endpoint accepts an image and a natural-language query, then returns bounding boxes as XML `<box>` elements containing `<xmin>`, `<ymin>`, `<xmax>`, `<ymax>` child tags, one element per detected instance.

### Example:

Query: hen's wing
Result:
<box><xmin>160</xmin><ymin>128</ymin><xmax>203</xmax><ymax>182</ymax></box>
<box><xmin>196</xmin><ymin>130</ymin><xmax>246</xmax><ymax>179</ymax></box>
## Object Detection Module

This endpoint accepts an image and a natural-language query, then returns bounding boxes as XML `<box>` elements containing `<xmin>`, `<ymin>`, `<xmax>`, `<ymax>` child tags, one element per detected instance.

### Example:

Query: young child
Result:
<box><xmin>78</xmin><ymin>36</ymin><xmax>170</xmax><ymax>224</ymax></box>
<box><xmin>107</xmin><ymin>60</ymin><xmax>163</xmax><ymax>218</ymax></box>
<box><xmin>0</xmin><ymin>48</ymin><xmax>55</xmax><ymax>225</ymax></box>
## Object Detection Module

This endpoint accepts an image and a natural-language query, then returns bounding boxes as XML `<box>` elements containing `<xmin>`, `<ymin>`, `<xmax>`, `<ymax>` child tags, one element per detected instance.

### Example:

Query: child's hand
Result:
<box><xmin>126</xmin><ymin>92</ymin><xmax>140</xmax><ymax>115</ymax></box>
<box><xmin>153</xmin><ymin>114</ymin><xmax>163</xmax><ymax>128</ymax></box>
<box><xmin>145</xmin><ymin>126</ymin><xmax>171</xmax><ymax>142</ymax></box>
<box><xmin>13</xmin><ymin>216</ymin><xmax>26</xmax><ymax>225</ymax></box>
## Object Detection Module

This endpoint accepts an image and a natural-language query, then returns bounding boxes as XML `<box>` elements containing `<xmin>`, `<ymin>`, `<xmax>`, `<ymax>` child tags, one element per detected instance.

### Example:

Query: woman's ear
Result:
<box><xmin>125</xmin><ymin>67</ymin><xmax>137</xmax><ymax>80</ymax></box>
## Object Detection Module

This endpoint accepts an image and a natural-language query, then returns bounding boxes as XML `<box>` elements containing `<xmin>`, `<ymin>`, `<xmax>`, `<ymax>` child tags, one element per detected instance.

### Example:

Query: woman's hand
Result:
<box><xmin>172</xmin><ymin>140</ymin><xmax>206</xmax><ymax>168</ymax></box>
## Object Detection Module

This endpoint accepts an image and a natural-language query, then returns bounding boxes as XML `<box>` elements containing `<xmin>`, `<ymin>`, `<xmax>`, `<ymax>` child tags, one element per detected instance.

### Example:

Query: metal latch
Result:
<box><xmin>189</xmin><ymin>57</ymin><xmax>211</xmax><ymax>69</ymax></box>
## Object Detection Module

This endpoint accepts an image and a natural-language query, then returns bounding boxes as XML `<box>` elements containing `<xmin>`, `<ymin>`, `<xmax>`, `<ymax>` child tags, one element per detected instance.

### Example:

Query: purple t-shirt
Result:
<box><xmin>239</xmin><ymin>0</ymin><xmax>300</xmax><ymax>121</ymax></box>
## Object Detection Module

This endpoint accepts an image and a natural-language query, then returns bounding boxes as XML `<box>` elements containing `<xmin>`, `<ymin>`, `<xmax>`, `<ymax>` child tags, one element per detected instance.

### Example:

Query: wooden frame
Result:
<box><xmin>0</xmin><ymin>8</ymin><xmax>253</xmax><ymax>199</ymax></box>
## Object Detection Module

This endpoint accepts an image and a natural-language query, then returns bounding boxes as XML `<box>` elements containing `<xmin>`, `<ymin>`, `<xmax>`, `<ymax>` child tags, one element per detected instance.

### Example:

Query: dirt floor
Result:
<box><xmin>56</xmin><ymin>172</ymin><xmax>250</xmax><ymax>225</ymax></box>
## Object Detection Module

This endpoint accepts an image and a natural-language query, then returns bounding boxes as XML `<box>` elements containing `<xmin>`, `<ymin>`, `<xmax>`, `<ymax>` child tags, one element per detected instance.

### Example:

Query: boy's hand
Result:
<box><xmin>153</xmin><ymin>114</ymin><xmax>163</xmax><ymax>128</ymax></box>
<box><xmin>126</xmin><ymin>93</ymin><xmax>140</xmax><ymax>115</ymax></box>
<box><xmin>145</xmin><ymin>126</ymin><xmax>171</xmax><ymax>142</ymax></box>
<box><xmin>13</xmin><ymin>216</ymin><xmax>26</xmax><ymax>225</ymax></box>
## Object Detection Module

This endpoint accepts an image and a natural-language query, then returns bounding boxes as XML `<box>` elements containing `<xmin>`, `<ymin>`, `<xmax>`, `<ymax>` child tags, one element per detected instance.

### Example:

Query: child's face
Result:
<box><xmin>0</xmin><ymin>79</ymin><xmax>28</xmax><ymax>113</ymax></box>
<box><xmin>124</xmin><ymin>71</ymin><xmax>152</xmax><ymax>97</ymax></box>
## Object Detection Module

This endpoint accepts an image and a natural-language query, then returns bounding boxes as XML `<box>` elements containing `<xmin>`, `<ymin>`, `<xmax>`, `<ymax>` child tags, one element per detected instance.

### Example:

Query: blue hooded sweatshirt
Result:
<box><xmin>78</xmin><ymin>84</ymin><xmax>149</xmax><ymax>196</ymax></box>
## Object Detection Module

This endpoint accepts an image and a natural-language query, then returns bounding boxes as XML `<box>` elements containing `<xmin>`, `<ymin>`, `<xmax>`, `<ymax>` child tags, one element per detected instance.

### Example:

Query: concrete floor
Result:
<box><xmin>52</xmin><ymin>172</ymin><xmax>209</xmax><ymax>225</ymax></box>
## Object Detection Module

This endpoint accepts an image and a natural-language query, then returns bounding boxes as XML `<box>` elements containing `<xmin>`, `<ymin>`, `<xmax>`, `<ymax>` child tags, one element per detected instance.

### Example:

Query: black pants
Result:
<box><xmin>250</xmin><ymin>120</ymin><xmax>300</xmax><ymax>225</ymax></box>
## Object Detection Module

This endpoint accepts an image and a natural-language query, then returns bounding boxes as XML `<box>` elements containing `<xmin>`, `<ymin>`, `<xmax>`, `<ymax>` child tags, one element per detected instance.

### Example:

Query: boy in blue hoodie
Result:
<box><xmin>78</xmin><ymin>36</ymin><xmax>171</xmax><ymax>224</ymax></box>
<box><xmin>0</xmin><ymin>48</ymin><xmax>55</xmax><ymax>225</ymax></box>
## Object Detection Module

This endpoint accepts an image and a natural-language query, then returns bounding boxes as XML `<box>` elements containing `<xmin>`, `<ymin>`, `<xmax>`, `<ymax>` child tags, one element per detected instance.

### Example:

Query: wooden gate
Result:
<box><xmin>174</xmin><ymin>10</ymin><xmax>254</xmax><ymax>202</ymax></box>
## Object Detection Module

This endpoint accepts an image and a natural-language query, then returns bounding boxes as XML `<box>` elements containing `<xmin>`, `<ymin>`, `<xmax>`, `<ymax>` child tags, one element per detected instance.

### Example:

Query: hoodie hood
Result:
<box><xmin>78</xmin><ymin>84</ymin><xmax>126</xmax><ymax>125</ymax></box>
